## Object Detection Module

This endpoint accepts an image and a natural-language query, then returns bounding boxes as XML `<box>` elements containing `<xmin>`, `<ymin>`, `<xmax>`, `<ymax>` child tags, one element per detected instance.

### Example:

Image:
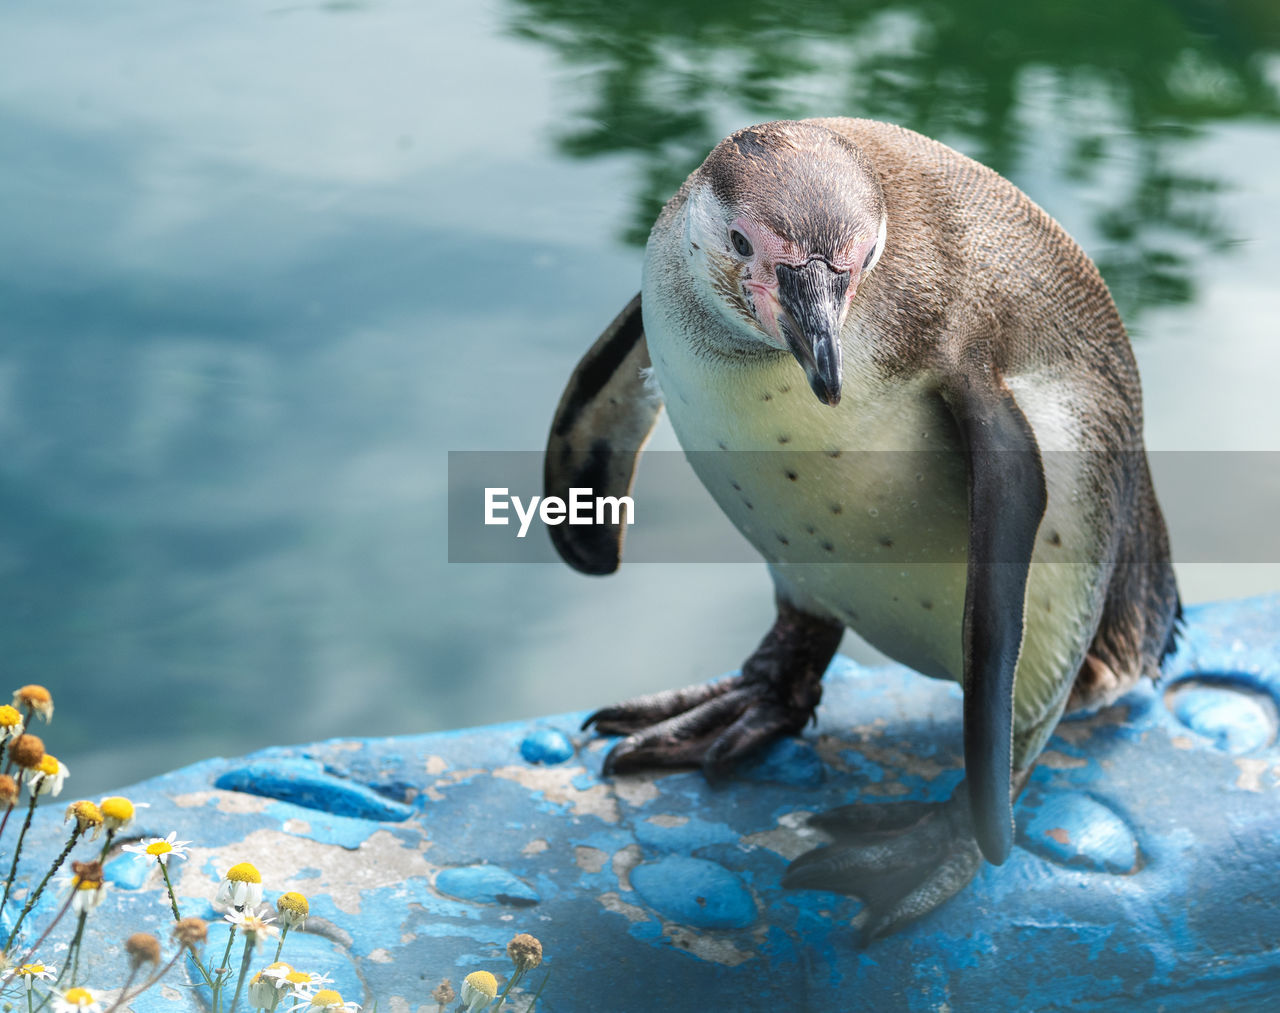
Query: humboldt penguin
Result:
<box><xmin>544</xmin><ymin>118</ymin><xmax>1180</xmax><ymax>940</ymax></box>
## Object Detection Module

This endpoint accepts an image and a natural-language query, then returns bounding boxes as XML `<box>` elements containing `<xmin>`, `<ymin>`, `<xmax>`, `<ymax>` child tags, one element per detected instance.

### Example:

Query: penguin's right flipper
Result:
<box><xmin>585</xmin><ymin>598</ymin><xmax>844</xmax><ymax>777</ymax></box>
<box><xmin>545</xmin><ymin>294</ymin><xmax>661</xmax><ymax>575</ymax></box>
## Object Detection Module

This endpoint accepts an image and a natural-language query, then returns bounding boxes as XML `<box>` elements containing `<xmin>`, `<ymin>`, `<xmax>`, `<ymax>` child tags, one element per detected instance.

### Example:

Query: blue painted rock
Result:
<box><xmin>4</xmin><ymin>595</ymin><xmax>1279</xmax><ymax>1012</ymax></box>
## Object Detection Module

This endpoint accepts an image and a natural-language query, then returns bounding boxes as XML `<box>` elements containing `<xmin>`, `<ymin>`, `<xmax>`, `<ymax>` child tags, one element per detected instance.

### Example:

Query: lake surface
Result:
<box><xmin>2</xmin><ymin>0</ymin><xmax>1278</xmax><ymax>794</ymax></box>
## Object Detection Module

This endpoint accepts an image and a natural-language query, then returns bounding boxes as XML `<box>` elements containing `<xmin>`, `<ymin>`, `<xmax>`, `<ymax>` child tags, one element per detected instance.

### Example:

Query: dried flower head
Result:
<box><xmin>172</xmin><ymin>916</ymin><xmax>209</xmax><ymax>948</ymax></box>
<box><xmin>64</xmin><ymin>801</ymin><xmax>104</xmax><ymax>838</ymax></box>
<box><xmin>431</xmin><ymin>979</ymin><xmax>456</xmax><ymax>1007</ymax></box>
<box><xmin>9</xmin><ymin>733</ymin><xmax>45</xmax><ymax>770</ymax></box>
<box><xmin>0</xmin><ymin>705</ymin><xmax>24</xmax><ymax>741</ymax></box>
<box><xmin>460</xmin><ymin>971</ymin><xmax>498</xmax><ymax>1012</ymax></box>
<box><xmin>507</xmin><ymin>933</ymin><xmax>542</xmax><ymax>973</ymax></box>
<box><xmin>0</xmin><ymin>775</ymin><xmax>19</xmax><ymax>808</ymax></box>
<box><xmin>70</xmin><ymin>863</ymin><xmax>108</xmax><ymax>915</ymax></box>
<box><xmin>276</xmin><ymin>891</ymin><xmax>309</xmax><ymax>929</ymax></box>
<box><xmin>125</xmin><ymin>932</ymin><xmax>162</xmax><ymax>968</ymax></box>
<box><xmin>13</xmin><ymin>685</ymin><xmax>53</xmax><ymax>723</ymax></box>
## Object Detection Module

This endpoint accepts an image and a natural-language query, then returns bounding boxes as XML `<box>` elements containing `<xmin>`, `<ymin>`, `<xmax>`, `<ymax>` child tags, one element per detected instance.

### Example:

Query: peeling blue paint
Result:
<box><xmin>1</xmin><ymin>595</ymin><xmax>1277</xmax><ymax>1011</ymax></box>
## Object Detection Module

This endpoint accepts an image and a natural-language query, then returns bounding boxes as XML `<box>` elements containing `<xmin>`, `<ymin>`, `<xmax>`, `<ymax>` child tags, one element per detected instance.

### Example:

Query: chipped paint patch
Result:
<box><xmin>176</xmin><ymin>828</ymin><xmax>429</xmax><ymax>916</ymax></box>
<box><xmin>612</xmin><ymin>774</ymin><xmax>663</xmax><ymax>809</ymax></box>
<box><xmin>662</xmin><ymin>924</ymin><xmax>755</xmax><ymax>967</ymax></box>
<box><xmin>1233</xmin><ymin>758</ymin><xmax>1269</xmax><ymax>793</ymax></box>
<box><xmin>574</xmin><ymin>846</ymin><xmax>608</xmax><ymax>873</ymax></box>
<box><xmin>612</xmin><ymin>844</ymin><xmax>644</xmax><ymax>891</ymax></box>
<box><xmin>647</xmin><ymin>814</ymin><xmax>689</xmax><ymax>828</ymax></box>
<box><xmin>425</xmin><ymin>755</ymin><xmax>449</xmax><ymax>775</ymax></box>
<box><xmin>283</xmin><ymin>818</ymin><xmax>312</xmax><ymax>835</ymax></box>
<box><xmin>742</xmin><ymin>810</ymin><xmax>827</xmax><ymax>861</ymax></box>
<box><xmin>521</xmin><ymin>839</ymin><xmax>549</xmax><ymax>856</ymax></box>
<box><xmin>598</xmin><ymin>890</ymin><xmax>651</xmax><ymax>923</ymax></box>
<box><xmin>1039</xmin><ymin>751</ymin><xmax>1088</xmax><ymax>770</ymax></box>
<box><xmin>367</xmin><ymin>948</ymin><xmax>394</xmax><ymax>963</ymax></box>
<box><xmin>490</xmin><ymin>765</ymin><xmax>620</xmax><ymax>824</ymax></box>
<box><xmin>1171</xmin><ymin>735</ymin><xmax>1195</xmax><ymax>750</ymax></box>
<box><xmin>171</xmin><ymin>790</ymin><xmax>272</xmax><ymax>814</ymax></box>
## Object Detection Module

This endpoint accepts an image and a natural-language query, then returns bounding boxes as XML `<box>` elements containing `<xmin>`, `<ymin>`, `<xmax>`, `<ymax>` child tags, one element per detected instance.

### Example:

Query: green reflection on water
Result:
<box><xmin>508</xmin><ymin>0</ymin><xmax>1279</xmax><ymax>318</ymax></box>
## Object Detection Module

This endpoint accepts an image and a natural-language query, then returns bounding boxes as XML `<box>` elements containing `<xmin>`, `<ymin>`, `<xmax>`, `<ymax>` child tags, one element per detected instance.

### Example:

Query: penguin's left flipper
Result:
<box><xmin>783</xmin><ymin>369</ymin><xmax>1047</xmax><ymax>939</ymax></box>
<box><xmin>586</xmin><ymin>598</ymin><xmax>844</xmax><ymax>777</ymax></box>
<box><xmin>545</xmin><ymin>293</ymin><xmax>661</xmax><ymax>575</ymax></box>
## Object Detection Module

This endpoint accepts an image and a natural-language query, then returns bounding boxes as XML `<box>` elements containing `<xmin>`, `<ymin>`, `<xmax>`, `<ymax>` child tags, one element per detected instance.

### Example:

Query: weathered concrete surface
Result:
<box><xmin>5</xmin><ymin>595</ymin><xmax>1279</xmax><ymax>1012</ymax></box>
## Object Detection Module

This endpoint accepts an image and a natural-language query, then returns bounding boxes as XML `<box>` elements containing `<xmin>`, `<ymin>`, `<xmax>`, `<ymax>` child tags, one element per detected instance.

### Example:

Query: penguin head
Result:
<box><xmin>684</xmin><ymin>121</ymin><xmax>888</xmax><ymax>406</ymax></box>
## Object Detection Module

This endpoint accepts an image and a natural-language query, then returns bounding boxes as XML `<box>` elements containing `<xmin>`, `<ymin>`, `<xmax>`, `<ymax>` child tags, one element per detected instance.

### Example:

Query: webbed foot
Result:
<box><xmin>584</xmin><ymin>600</ymin><xmax>843</xmax><ymax>778</ymax></box>
<box><xmin>782</xmin><ymin>791</ymin><xmax>983</xmax><ymax>944</ymax></box>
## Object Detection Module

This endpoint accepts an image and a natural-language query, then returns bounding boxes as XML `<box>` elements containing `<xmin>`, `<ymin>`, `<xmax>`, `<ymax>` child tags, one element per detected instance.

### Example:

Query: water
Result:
<box><xmin>1</xmin><ymin>0</ymin><xmax>1278</xmax><ymax>794</ymax></box>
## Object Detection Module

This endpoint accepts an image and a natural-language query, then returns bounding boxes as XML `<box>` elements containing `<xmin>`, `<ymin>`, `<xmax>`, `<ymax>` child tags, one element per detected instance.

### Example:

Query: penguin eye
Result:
<box><xmin>730</xmin><ymin>230</ymin><xmax>753</xmax><ymax>257</ymax></box>
<box><xmin>863</xmin><ymin>245</ymin><xmax>878</xmax><ymax>270</ymax></box>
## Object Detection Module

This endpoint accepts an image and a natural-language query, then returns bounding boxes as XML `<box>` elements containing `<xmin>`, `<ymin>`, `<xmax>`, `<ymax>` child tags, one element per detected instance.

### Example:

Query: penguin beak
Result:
<box><xmin>774</xmin><ymin>260</ymin><xmax>850</xmax><ymax>406</ymax></box>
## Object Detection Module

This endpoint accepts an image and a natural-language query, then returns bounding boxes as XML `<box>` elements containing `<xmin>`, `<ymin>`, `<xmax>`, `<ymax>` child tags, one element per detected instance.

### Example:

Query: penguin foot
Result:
<box><xmin>585</xmin><ymin>672</ymin><xmax>816</xmax><ymax>777</ymax></box>
<box><xmin>782</xmin><ymin>793</ymin><xmax>982</xmax><ymax>944</ymax></box>
<box><xmin>585</xmin><ymin>599</ymin><xmax>844</xmax><ymax>778</ymax></box>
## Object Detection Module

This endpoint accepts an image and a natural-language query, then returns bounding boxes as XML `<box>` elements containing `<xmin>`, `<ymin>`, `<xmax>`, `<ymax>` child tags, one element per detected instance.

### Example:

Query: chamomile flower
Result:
<box><xmin>460</xmin><ymin>970</ymin><xmax>498</xmax><ymax>1012</ymax></box>
<box><xmin>277</xmin><ymin>969</ymin><xmax>331</xmax><ymax>993</ymax></box>
<box><xmin>276</xmin><ymin>891</ymin><xmax>309</xmax><ymax>930</ymax></box>
<box><xmin>0</xmin><ymin>704</ymin><xmax>24</xmax><ymax>741</ymax></box>
<box><xmin>13</xmin><ymin>962</ymin><xmax>57</xmax><ymax>990</ymax></box>
<box><xmin>53</xmin><ymin>986</ymin><xmax>100</xmax><ymax>1012</ymax></box>
<box><xmin>122</xmin><ymin>832</ymin><xmax>191</xmax><ymax>866</ymax></box>
<box><xmin>13</xmin><ymin>685</ymin><xmax>53</xmax><ymax>724</ymax></box>
<box><xmin>27</xmin><ymin>753</ymin><xmax>69</xmax><ymax>796</ymax></box>
<box><xmin>225</xmin><ymin>908</ymin><xmax>279</xmax><ymax>947</ymax></box>
<box><xmin>216</xmin><ymin>862</ymin><xmax>264</xmax><ymax>909</ymax></box>
<box><xmin>248</xmin><ymin>968</ymin><xmax>289</xmax><ymax>1011</ymax></box>
<box><xmin>285</xmin><ymin>989</ymin><xmax>359</xmax><ymax>1012</ymax></box>
<box><xmin>98</xmin><ymin>796</ymin><xmax>146</xmax><ymax>832</ymax></box>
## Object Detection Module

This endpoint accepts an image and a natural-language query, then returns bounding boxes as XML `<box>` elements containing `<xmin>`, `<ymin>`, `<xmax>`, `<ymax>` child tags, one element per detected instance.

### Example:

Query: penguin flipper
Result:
<box><xmin>942</xmin><ymin>369</ymin><xmax>1047</xmax><ymax>865</ymax></box>
<box><xmin>545</xmin><ymin>294</ymin><xmax>662</xmax><ymax>575</ymax></box>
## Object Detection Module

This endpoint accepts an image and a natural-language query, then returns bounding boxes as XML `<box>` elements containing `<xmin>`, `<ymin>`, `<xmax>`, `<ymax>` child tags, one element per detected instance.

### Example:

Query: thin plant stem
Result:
<box><xmin>493</xmin><ymin>969</ymin><xmax>524</xmax><ymax>1010</ymax></box>
<box><xmin>211</xmin><ymin>923</ymin><xmax>238</xmax><ymax>1012</ymax></box>
<box><xmin>228</xmin><ymin>936</ymin><xmax>253</xmax><ymax>1013</ymax></box>
<box><xmin>159</xmin><ymin>860</ymin><xmax>182</xmax><ymax>921</ymax></box>
<box><xmin>0</xmin><ymin>785</ymin><xmax>45</xmax><ymax>921</ymax></box>
<box><xmin>0</xmin><ymin>801</ymin><xmax>16</xmax><ymax>849</ymax></box>
<box><xmin>97</xmin><ymin>828</ymin><xmax>117</xmax><ymax>862</ymax></box>
<box><xmin>5</xmin><ymin>886</ymin><xmax>75</xmax><ymax>976</ymax></box>
<box><xmin>103</xmin><ymin>948</ymin><xmax>185</xmax><ymax>1013</ymax></box>
<box><xmin>272</xmin><ymin>924</ymin><xmax>290</xmax><ymax>964</ymax></box>
<box><xmin>527</xmin><ymin>970</ymin><xmax>551</xmax><ymax>1012</ymax></box>
<box><xmin>8</xmin><ymin>826</ymin><xmax>83</xmax><ymax>942</ymax></box>
<box><xmin>60</xmin><ymin>911</ymin><xmax>89</xmax><ymax>987</ymax></box>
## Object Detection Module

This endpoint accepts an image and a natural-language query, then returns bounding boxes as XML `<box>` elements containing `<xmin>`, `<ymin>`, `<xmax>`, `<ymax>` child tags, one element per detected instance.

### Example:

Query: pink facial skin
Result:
<box><xmin>730</xmin><ymin>216</ymin><xmax>876</xmax><ymax>349</ymax></box>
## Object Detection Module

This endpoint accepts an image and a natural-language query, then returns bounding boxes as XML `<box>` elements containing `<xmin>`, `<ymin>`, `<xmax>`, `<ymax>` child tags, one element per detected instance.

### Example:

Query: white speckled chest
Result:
<box><xmin>641</xmin><ymin>261</ymin><xmax>972</xmax><ymax>684</ymax></box>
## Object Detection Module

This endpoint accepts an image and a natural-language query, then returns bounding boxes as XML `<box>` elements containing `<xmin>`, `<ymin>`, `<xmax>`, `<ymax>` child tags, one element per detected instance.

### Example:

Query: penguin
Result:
<box><xmin>544</xmin><ymin>118</ymin><xmax>1181</xmax><ymax>940</ymax></box>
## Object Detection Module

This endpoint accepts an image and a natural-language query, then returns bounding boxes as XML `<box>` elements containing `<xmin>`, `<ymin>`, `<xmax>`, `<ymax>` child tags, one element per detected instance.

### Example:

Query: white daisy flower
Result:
<box><xmin>216</xmin><ymin>862</ymin><xmax>264</xmax><ymax>910</ymax></box>
<box><xmin>27</xmin><ymin>754</ymin><xmax>69</xmax><ymax>796</ymax></box>
<box><xmin>460</xmin><ymin>971</ymin><xmax>498</xmax><ymax>1012</ymax></box>
<box><xmin>0</xmin><ymin>704</ymin><xmax>24</xmax><ymax>742</ymax></box>
<box><xmin>284</xmin><ymin>989</ymin><xmax>359</xmax><ymax>1012</ymax></box>
<box><xmin>225</xmin><ymin>907</ymin><xmax>278</xmax><ymax>946</ymax></box>
<box><xmin>275</xmin><ymin>968</ymin><xmax>332</xmax><ymax>994</ymax></box>
<box><xmin>122</xmin><ymin>831</ymin><xmax>191</xmax><ymax>865</ymax></box>
<box><xmin>13</xmin><ymin>962</ymin><xmax>57</xmax><ymax>990</ymax></box>
<box><xmin>53</xmin><ymin>987</ymin><xmax>100</xmax><ymax>1012</ymax></box>
<box><xmin>98</xmin><ymin>796</ymin><xmax>148</xmax><ymax>832</ymax></box>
